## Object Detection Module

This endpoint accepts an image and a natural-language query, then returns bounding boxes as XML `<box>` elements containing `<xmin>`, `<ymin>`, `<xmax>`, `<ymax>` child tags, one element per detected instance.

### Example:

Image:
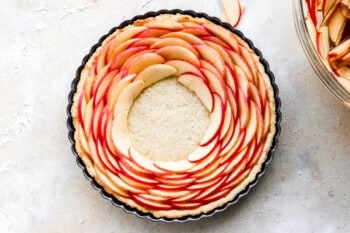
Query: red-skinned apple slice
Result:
<box><xmin>195</xmin><ymin>44</ymin><xmax>225</xmax><ymax>74</ymax></box>
<box><xmin>129</xmin><ymin>147</ymin><xmax>167</xmax><ymax>174</ymax></box>
<box><xmin>187</xmin><ymin>136</ymin><xmax>218</xmax><ymax>162</ymax></box>
<box><xmin>194</xmin><ymin>176</ymin><xmax>228</xmax><ymax>201</ymax></box>
<box><xmin>222</xmin><ymin>0</ymin><xmax>243</xmax><ymax>27</ymax></box>
<box><xmin>200</xmin><ymin>94</ymin><xmax>224</xmax><ymax>145</ymax></box>
<box><xmin>94</xmin><ymin>167</ymin><xmax>129</xmax><ymax>198</ymax></box>
<box><xmin>177</xmin><ymin>73</ymin><xmax>213</xmax><ymax>111</ymax></box>
<box><xmin>117</xmin><ymin>158</ymin><xmax>158</xmax><ymax>185</ymax></box>
<box><xmin>134</xmin><ymin>64</ymin><xmax>177</xmax><ymax>87</ymax></box>
<box><xmin>145</xmin><ymin>19</ymin><xmax>184</xmax><ymax>30</ymax></box>
<box><xmin>124</xmin><ymin>53</ymin><xmax>166</xmax><ymax>75</ymax></box>
<box><xmin>156</xmin><ymin>46</ymin><xmax>200</xmax><ymax>66</ymax></box>
<box><xmin>165</xmin><ymin>60</ymin><xmax>203</xmax><ymax>77</ymax></box>
<box><xmin>150</xmin><ymin>37</ymin><xmax>199</xmax><ymax>57</ymax></box>
<box><xmin>107</xmin><ymin>74</ymin><xmax>135</xmax><ymax>111</ymax></box>
<box><xmin>93</xmin><ymin>69</ymin><xmax>119</xmax><ymax>106</ymax></box>
<box><xmin>328</xmin><ymin>5</ymin><xmax>347</xmax><ymax>45</ymax></box>
<box><xmin>107</xmin><ymin>37</ymin><xmax>142</xmax><ymax>63</ymax></box>
<box><xmin>160</xmin><ymin>31</ymin><xmax>205</xmax><ymax>45</ymax></box>
<box><xmin>111</xmin><ymin>110</ymin><xmax>132</xmax><ymax>157</ymax></box>
<box><xmin>77</xmin><ymin>125</ymin><xmax>89</xmax><ymax>153</ymax></box>
<box><xmin>113</xmin><ymin>80</ymin><xmax>145</xmax><ymax>114</ymax></box>
<box><xmin>171</xmin><ymin>202</ymin><xmax>202</xmax><ymax>210</ymax></box>
<box><xmin>110</xmin><ymin>46</ymin><xmax>148</xmax><ymax>70</ymax></box>
<box><xmin>149</xmin><ymin>189</ymin><xmax>193</xmax><ymax>199</ymax></box>
<box><xmin>83</xmin><ymin>98</ymin><xmax>94</xmax><ymax>136</ymax></box>
<box><xmin>135</xmin><ymin>28</ymin><xmax>171</xmax><ymax>38</ymax></box>
<box><xmin>153</xmin><ymin>159</ymin><xmax>195</xmax><ymax>173</ymax></box>
<box><xmin>91</xmin><ymin>65</ymin><xmax>109</xmax><ymax>97</ymax></box>
<box><xmin>180</xmin><ymin>27</ymin><xmax>210</xmax><ymax>37</ymax></box>
<box><xmin>204</xmin><ymin>23</ymin><xmax>239</xmax><ymax>52</ymax></box>
<box><xmin>132</xmin><ymin>194</ymin><xmax>172</xmax><ymax>210</ymax></box>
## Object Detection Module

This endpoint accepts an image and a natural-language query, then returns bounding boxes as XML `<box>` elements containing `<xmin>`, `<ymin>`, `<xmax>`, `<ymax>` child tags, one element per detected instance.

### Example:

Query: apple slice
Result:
<box><xmin>204</xmin><ymin>23</ymin><xmax>239</xmax><ymax>52</ymax></box>
<box><xmin>341</xmin><ymin>2</ymin><xmax>350</xmax><ymax>18</ymax></box>
<box><xmin>305</xmin><ymin>16</ymin><xmax>317</xmax><ymax>47</ymax></box>
<box><xmin>337</xmin><ymin>66</ymin><xmax>350</xmax><ymax>79</ymax></box>
<box><xmin>111</xmin><ymin>110</ymin><xmax>132</xmax><ymax>157</ymax></box>
<box><xmin>135</xmin><ymin>28</ymin><xmax>171</xmax><ymax>38</ymax></box>
<box><xmin>110</xmin><ymin>46</ymin><xmax>148</xmax><ymax>70</ymax></box>
<box><xmin>144</xmin><ymin>19</ymin><xmax>184</xmax><ymax>30</ymax></box>
<box><xmin>129</xmin><ymin>147</ymin><xmax>166</xmax><ymax>174</ymax></box>
<box><xmin>316</xmin><ymin>26</ymin><xmax>330</xmax><ymax>60</ymax></box>
<box><xmin>150</xmin><ymin>37</ymin><xmax>199</xmax><ymax>57</ymax></box>
<box><xmin>156</xmin><ymin>46</ymin><xmax>200</xmax><ymax>66</ymax></box>
<box><xmin>328</xmin><ymin>39</ymin><xmax>350</xmax><ymax>61</ymax></box>
<box><xmin>200</xmin><ymin>94</ymin><xmax>224</xmax><ymax>145</ymax></box>
<box><xmin>328</xmin><ymin>4</ymin><xmax>347</xmax><ymax>45</ymax></box>
<box><xmin>153</xmin><ymin>159</ymin><xmax>195</xmax><ymax>172</ymax></box>
<box><xmin>337</xmin><ymin>76</ymin><xmax>350</xmax><ymax>92</ymax></box>
<box><xmin>107</xmin><ymin>37</ymin><xmax>141</xmax><ymax>63</ymax></box>
<box><xmin>165</xmin><ymin>60</ymin><xmax>203</xmax><ymax>77</ymax></box>
<box><xmin>134</xmin><ymin>64</ymin><xmax>177</xmax><ymax>87</ymax></box>
<box><xmin>131</xmin><ymin>194</ymin><xmax>172</xmax><ymax>210</ymax></box>
<box><xmin>114</xmin><ymin>80</ymin><xmax>145</xmax><ymax>114</ymax></box>
<box><xmin>177</xmin><ymin>73</ymin><xmax>213</xmax><ymax>111</ymax></box>
<box><xmin>124</xmin><ymin>53</ymin><xmax>165</xmax><ymax>75</ymax></box>
<box><xmin>94</xmin><ymin>168</ymin><xmax>129</xmax><ymax>198</ymax></box>
<box><xmin>222</xmin><ymin>0</ymin><xmax>244</xmax><ymax>27</ymax></box>
<box><xmin>195</xmin><ymin>44</ymin><xmax>225</xmax><ymax>74</ymax></box>
<box><xmin>107</xmin><ymin>74</ymin><xmax>135</xmax><ymax>113</ymax></box>
<box><xmin>187</xmin><ymin>136</ymin><xmax>218</xmax><ymax>162</ymax></box>
<box><xmin>161</xmin><ymin>31</ymin><xmax>205</xmax><ymax>45</ymax></box>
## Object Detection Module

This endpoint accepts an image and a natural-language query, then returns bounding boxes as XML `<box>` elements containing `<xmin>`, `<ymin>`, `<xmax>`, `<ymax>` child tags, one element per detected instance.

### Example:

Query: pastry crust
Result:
<box><xmin>70</xmin><ymin>13</ymin><xmax>277</xmax><ymax>219</ymax></box>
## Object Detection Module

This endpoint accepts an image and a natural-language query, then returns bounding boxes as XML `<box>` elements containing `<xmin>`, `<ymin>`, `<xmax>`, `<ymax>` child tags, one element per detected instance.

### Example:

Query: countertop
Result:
<box><xmin>1</xmin><ymin>0</ymin><xmax>350</xmax><ymax>232</ymax></box>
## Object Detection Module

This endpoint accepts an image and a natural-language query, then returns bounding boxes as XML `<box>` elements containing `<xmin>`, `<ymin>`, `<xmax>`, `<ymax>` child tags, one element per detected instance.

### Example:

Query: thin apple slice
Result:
<box><xmin>114</xmin><ymin>80</ymin><xmax>145</xmax><ymax>114</ymax></box>
<box><xmin>200</xmin><ymin>94</ymin><xmax>224</xmax><ymax>145</ymax></box>
<box><xmin>132</xmin><ymin>194</ymin><xmax>172</xmax><ymax>210</ymax></box>
<box><xmin>156</xmin><ymin>46</ymin><xmax>200</xmax><ymax>66</ymax></box>
<box><xmin>222</xmin><ymin>0</ymin><xmax>243</xmax><ymax>27</ymax></box>
<box><xmin>337</xmin><ymin>66</ymin><xmax>350</xmax><ymax>79</ymax></box>
<box><xmin>194</xmin><ymin>44</ymin><xmax>225</xmax><ymax>74</ymax></box>
<box><xmin>150</xmin><ymin>37</ymin><xmax>199</xmax><ymax>57</ymax></box>
<box><xmin>134</xmin><ymin>64</ymin><xmax>177</xmax><ymax>87</ymax></box>
<box><xmin>161</xmin><ymin>31</ymin><xmax>205</xmax><ymax>45</ymax></box>
<box><xmin>328</xmin><ymin>39</ymin><xmax>350</xmax><ymax>61</ymax></box>
<box><xmin>94</xmin><ymin>168</ymin><xmax>129</xmax><ymax>197</ymax></box>
<box><xmin>144</xmin><ymin>19</ymin><xmax>184</xmax><ymax>30</ymax></box>
<box><xmin>328</xmin><ymin>5</ymin><xmax>347</xmax><ymax>45</ymax></box>
<box><xmin>129</xmin><ymin>147</ymin><xmax>167</xmax><ymax>174</ymax></box>
<box><xmin>149</xmin><ymin>189</ymin><xmax>192</xmax><ymax>199</ymax></box>
<box><xmin>154</xmin><ymin>159</ymin><xmax>195</xmax><ymax>172</ymax></box>
<box><xmin>135</xmin><ymin>28</ymin><xmax>171</xmax><ymax>38</ymax></box>
<box><xmin>305</xmin><ymin>16</ymin><xmax>317</xmax><ymax>47</ymax></box>
<box><xmin>204</xmin><ymin>23</ymin><xmax>239</xmax><ymax>52</ymax></box>
<box><xmin>107</xmin><ymin>74</ymin><xmax>135</xmax><ymax>113</ymax></box>
<box><xmin>337</xmin><ymin>76</ymin><xmax>350</xmax><ymax>92</ymax></box>
<box><xmin>107</xmin><ymin>37</ymin><xmax>141</xmax><ymax>63</ymax></box>
<box><xmin>165</xmin><ymin>60</ymin><xmax>203</xmax><ymax>77</ymax></box>
<box><xmin>110</xmin><ymin>46</ymin><xmax>148</xmax><ymax>70</ymax></box>
<box><xmin>187</xmin><ymin>137</ymin><xmax>217</xmax><ymax>162</ymax></box>
<box><xmin>316</xmin><ymin>26</ymin><xmax>330</xmax><ymax>60</ymax></box>
<box><xmin>124</xmin><ymin>53</ymin><xmax>165</xmax><ymax>75</ymax></box>
<box><xmin>111</xmin><ymin>111</ymin><xmax>132</xmax><ymax>157</ymax></box>
<box><xmin>322</xmin><ymin>0</ymin><xmax>340</xmax><ymax>25</ymax></box>
<box><xmin>341</xmin><ymin>2</ymin><xmax>350</xmax><ymax>18</ymax></box>
<box><xmin>177</xmin><ymin>73</ymin><xmax>213</xmax><ymax>111</ymax></box>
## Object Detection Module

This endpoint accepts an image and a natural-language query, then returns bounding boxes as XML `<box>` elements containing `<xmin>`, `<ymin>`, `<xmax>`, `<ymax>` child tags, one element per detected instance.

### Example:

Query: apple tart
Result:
<box><xmin>67</xmin><ymin>10</ymin><xmax>281</xmax><ymax>221</ymax></box>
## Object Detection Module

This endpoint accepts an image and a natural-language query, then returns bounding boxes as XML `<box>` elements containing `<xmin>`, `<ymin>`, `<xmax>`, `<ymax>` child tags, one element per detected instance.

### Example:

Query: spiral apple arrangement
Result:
<box><xmin>71</xmin><ymin>13</ymin><xmax>277</xmax><ymax>218</ymax></box>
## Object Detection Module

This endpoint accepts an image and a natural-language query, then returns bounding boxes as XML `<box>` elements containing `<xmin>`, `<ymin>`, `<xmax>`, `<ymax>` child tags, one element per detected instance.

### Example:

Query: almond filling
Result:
<box><xmin>128</xmin><ymin>77</ymin><xmax>210</xmax><ymax>162</ymax></box>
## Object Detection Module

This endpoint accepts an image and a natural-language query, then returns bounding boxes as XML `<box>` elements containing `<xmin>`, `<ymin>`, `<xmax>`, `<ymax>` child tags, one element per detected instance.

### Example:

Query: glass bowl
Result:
<box><xmin>293</xmin><ymin>0</ymin><xmax>350</xmax><ymax>108</ymax></box>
